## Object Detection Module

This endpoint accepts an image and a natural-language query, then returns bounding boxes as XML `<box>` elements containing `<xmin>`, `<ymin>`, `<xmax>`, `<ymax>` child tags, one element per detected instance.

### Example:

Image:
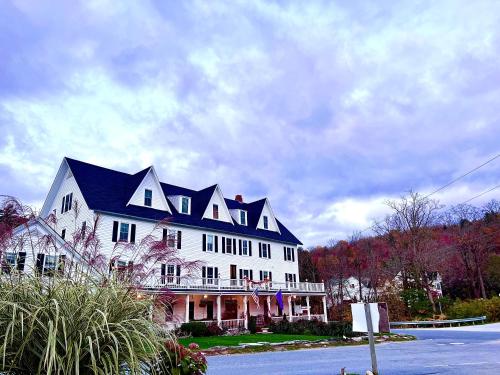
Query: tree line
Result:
<box><xmin>299</xmin><ymin>192</ymin><xmax>500</xmax><ymax>319</ymax></box>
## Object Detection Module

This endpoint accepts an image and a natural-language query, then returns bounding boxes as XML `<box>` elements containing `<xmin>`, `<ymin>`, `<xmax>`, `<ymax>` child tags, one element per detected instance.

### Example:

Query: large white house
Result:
<box><xmin>9</xmin><ymin>158</ymin><xmax>326</xmax><ymax>329</ymax></box>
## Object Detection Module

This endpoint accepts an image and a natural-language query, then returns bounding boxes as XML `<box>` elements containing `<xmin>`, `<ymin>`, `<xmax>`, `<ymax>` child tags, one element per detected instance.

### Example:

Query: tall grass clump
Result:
<box><xmin>0</xmin><ymin>274</ymin><xmax>173</xmax><ymax>374</ymax></box>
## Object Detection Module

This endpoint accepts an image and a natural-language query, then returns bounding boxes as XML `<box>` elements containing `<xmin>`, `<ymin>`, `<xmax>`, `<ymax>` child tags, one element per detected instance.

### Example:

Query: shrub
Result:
<box><xmin>160</xmin><ymin>341</ymin><xmax>207</xmax><ymax>375</ymax></box>
<box><xmin>269</xmin><ymin>318</ymin><xmax>354</xmax><ymax>337</ymax></box>
<box><xmin>248</xmin><ymin>315</ymin><xmax>257</xmax><ymax>333</ymax></box>
<box><xmin>400</xmin><ymin>288</ymin><xmax>432</xmax><ymax>317</ymax></box>
<box><xmin>446</xmin><ymin>297</ymin><xmax>500</xmax><ymax>322</ymax></box>
<box><xmin>0</xmin><ymin>274</ymin><xmax>171</xmax><ymax>374</ymax></box>
<box><xmin>206</xmin><ymin>323</ymin><xmax>223</xmax><ymax>336</ymax></box>
<box><xmin>180</xmin><ymin>322</ymin><xmax>210</xmax><ymax>337</ymax></box>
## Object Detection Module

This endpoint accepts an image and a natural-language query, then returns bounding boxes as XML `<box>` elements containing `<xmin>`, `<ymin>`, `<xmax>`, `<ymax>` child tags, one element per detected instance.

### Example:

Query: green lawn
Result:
<box><xmin>179</xmin><ymin>334</ymin><xmax>331</xmax><ymax>349</ymax></box>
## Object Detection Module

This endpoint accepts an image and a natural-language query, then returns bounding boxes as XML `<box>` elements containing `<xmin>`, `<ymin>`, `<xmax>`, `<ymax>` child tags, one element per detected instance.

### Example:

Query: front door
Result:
<box><xmin>189</xmin><ymin>301</ymin><xmax>194</xmax><ymax>320</ymax></box>
<box><xmin>230</xmin><ymin>264</ymin><xmax>237</xmax><ymax>286</ymax></box>
<box><xmin>206</xmin><ymin>301</ymin><xmax>214</xmax><ymax>320</ymax></box>
<box><xmin>224</xmin><ymin>299</ymin><xmax>238</xmax><ymax>319</ymax></box>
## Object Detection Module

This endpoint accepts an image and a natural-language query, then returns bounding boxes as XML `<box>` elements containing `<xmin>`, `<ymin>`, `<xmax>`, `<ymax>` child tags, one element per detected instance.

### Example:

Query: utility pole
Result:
<box><xmin>364</xmin><ymin>303</ymin><xmax>378</xmax><ymax>375</ymax></box>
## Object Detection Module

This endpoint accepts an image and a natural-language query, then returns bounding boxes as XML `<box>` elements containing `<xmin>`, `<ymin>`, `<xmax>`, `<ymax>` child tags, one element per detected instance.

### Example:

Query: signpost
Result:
<box><xmin>364</xmin><ymin>303</ymin><xmax>378</xmax><ymax>375</ymax></box>
<box><xmin>351</xmin><ymin>302</ymin><xmax>389</xmax><ymax>375</ymax></box>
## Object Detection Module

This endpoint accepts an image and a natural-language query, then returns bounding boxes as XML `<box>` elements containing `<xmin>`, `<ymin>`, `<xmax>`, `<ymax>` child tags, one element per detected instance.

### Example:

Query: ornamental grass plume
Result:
<box><xmin>0</xmin><ymin>274</ymin><xmax>173</xmax><ymax>374</ymax></box>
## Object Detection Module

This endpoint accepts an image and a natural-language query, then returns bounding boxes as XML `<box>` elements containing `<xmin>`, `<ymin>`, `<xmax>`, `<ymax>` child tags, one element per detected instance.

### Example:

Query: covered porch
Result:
<box><xmin>154</xmin><ymin>292</ymin><xmax>328</xmax><ymax>329</ymax></box>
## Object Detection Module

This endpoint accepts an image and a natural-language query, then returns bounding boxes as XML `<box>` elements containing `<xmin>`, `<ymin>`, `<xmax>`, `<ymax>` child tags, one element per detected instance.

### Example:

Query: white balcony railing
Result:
<box><xmin>141</xmin><ymin>276</ymin><xmax>325</xmax><ymax>293</ymax></box>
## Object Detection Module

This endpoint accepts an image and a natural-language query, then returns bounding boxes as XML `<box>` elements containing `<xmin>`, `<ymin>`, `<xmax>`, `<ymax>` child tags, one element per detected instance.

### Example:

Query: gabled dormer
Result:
<box><xmin>256</xmin><ymin>198</ymin><xmax>281</xmax><ymax>233</ymax></box>
<box><xmin>126</xmin><ymin>166</ymin><xmax>171</xmax><ymax>213</ymax></box>
<box><xmin>201</xmin><ymin>185</ymin><xmax>233</xmax><ymax>224</ymax></box>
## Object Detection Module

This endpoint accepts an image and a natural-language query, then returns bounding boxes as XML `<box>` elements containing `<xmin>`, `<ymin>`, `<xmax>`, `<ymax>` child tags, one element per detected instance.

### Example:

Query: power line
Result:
<box><xmin>424</xmin><ymin>153</ymin><xmax>500</xmax><ymax>198</ymax></box>
<box><xmin>461</xmin><ymin>184</ymin><xmax>500</xmax><ymax>204</ymax></box>
<box><xmin>351</xmin><ymin>154</ymin><xmax>500</xmax><ymax>237</ymax></box>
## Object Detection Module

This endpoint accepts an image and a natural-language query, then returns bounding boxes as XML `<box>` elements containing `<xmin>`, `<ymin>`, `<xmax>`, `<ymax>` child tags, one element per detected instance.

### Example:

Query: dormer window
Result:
<box><xmin>240</xmin><ymin>210</ymin><xmax>247</xmax><ymax>226</ymax></box>
<box><xmin>213</xmin><ymin>204</ymin><xmax>219</xmax><ymax>219</ymax></box>
<box><xmin>144</xmin><ymin>189</ymin><xmax>152</xmax><ymax>207</ymax></box>
<box><xmin>180</xmin><ymin>196</ymin><xmax>190</xmax><ymax>214</ymax></box>
<box><xmin>263</xmin><ymin>215</ymin><xmax>269</xmax><ymax>229</ymax></box>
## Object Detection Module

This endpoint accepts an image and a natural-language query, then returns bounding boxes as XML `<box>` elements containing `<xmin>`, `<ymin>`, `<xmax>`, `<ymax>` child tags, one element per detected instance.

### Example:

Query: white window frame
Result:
<box><xmin>262</xmin><ymin>270</ymin><xmax>270</xmax><ymax>280</ymax></box>
<box><xmin>144</xmin><ymin>189</ymin><xmax>153</xmax><ymax>207</ymax></box>
<box><xmin>242</xmin><ymin>240</ymin><xmax>248</xmax><ymax>256</ymax></box>
<box><xmin>44</xmin><ymin>255</ymin><xmax>58</xmax><ymax>272</ymax></box>
<box><xmin>226</xmin><ymin>237</ymin><xmax>232</xmax><ymax>253</ymax></box>
<box><xmin>240</xmin><ymin>210</ymin><xmax>247</xmax><ymax>225</ymax></box>
<box><xmin>119</xmin><ymin>223</ymin><xmax>130</xmax><ymax>242</ymax></box>
<box><xmin>213</xmin><ymin>204</ymin><xmax>219</xmax><ymax>219</ymax></box>
<box><xmin>4</xmin><ymin>252</ymin><xmax>16</xmax><ymax>268</ymax></box>
<box><xmin>180</xmin><ymin>196</ymin><xmax>191</xmax><ymax>214</ymax></box>
<box><xmin>61</xmin><ymin>192</ymin><xmax>73</xmax><ymax>214</ymax></box>
<box><xmin>263</xmin><ymin>215</ymin><xmax>269</xmax><ymax>229</ymax></box>
<box><xmin>241</xmin><ymin>269</ymin><xmax>251</xmax><ymax>279</ymax></box>
<box><xmin>206</xmin><ymin>235</ymin><xmax>214</xmax><ymax>252</ymax></box>
<box><xmin>262</xmin><ymin>243</ymin><xmax>269</xmax><ymax>258</ymax></box>
<box><xmin>285</xmin><ymin>246</ymin><xmax>294</xmax><ymax>261</ymax></box>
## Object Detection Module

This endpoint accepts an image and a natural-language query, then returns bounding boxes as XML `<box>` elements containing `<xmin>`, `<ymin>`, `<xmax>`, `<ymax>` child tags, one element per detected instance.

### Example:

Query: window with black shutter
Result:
<box><xmin>130</xmin><ymin>224</ymin><xmax>136</xmax><ymax>243</ymax></box>
<box><xmin>249</xmin><ymin>241</ymin><xmax>252</xmax><ymax>256</ymax></box>
<box><xmin>232</xmin><ymin>238</ymin><xmax>236</xmax><ymax>255</ymax></box>
<box><xmin>202</xmin><ymin>234</ymin><xmax>207</xmax><ymax>251</ymax></box>
<box><xmin>17</xmin><ymin>252</ymin><xmax>26</xmax><ymax>272</ymax></box>
<box><xmin>112</xmin><ymin>221</ymin><xmax>119</xmax><ymax>242</ymax></box>
<box><xmin>36</xmin><ymin>254</ymin><xmax>45</xmax><ymax>274</ymax></box>
<box><xmin>222</xmin><ymin>236</ymin><xmax>226</xmax><ymax>253</ymax></box>
<box><xmin>177</xmin><ymin>231</ymin><xmax>182</xmax><ymax>249</ymax></box>
<box><xmin>239</xmin><ymin>239</ymin><xmax>242</xmax><ymax>255</ymax></box>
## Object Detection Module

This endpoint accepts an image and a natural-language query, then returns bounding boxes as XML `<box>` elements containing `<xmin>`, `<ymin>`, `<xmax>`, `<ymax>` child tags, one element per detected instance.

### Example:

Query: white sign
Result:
<box><xmin>351</xmin><ymin>303</ymin><xmax>380</xmax><ymax>333</ymax></box>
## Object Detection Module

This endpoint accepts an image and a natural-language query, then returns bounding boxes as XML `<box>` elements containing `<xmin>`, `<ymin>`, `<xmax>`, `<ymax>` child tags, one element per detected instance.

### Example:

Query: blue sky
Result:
<box><xmin>0</xmin><ymin>0</ymin><xmax>499</xmax><ymax>247</ymax></box>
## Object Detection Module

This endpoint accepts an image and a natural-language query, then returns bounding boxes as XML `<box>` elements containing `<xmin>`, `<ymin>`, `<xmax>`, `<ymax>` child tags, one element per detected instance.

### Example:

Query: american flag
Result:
<box><xmin>251</xmin><ymin>287</ymin><xmax>260</xmax><ymax>309</ymax></box>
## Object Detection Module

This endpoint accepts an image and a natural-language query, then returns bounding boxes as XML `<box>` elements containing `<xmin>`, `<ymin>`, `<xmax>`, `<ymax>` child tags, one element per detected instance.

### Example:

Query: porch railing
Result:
<box><xmin>142</xmin><ymin>276</ymin><xmax>325</xmax><ymax>293</ymax></box>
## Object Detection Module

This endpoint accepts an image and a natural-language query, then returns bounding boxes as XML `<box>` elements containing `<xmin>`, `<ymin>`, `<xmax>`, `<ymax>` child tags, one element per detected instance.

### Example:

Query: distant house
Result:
<box><xmin>5</xmin><ymin>157</ymin><xmax>327</xmax><ymax>328</ymax></box>
<box><xmin>327</xmin><ymin>276</ymin><xmax>375</xmax><ymax>305</ymax></box>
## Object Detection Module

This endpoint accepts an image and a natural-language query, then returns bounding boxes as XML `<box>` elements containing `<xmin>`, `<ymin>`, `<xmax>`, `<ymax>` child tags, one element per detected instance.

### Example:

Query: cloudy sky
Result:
<box><xmin>1</xmin><ymin>0</ymin><xmax>499</xmax><ymax>247</ymax></box>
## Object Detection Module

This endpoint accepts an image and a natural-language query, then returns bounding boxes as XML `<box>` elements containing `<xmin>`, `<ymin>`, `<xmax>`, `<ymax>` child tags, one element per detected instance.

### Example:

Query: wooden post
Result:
<box><xmin>364</xmin><ymin>302</ymin><xmax>378</xmax><ymax>375</ymax></box>
<box><xmin>322</xmin><ymin>296</ymin><xmax>328</xmax><ymax>322</ymax></box>
<box><xmin>288</xmin><ymin>295</ymin><xmax>293</xmax><ymax>320</ymax></box>
<box><xmin>185</xmin><ymin>295</ymin><xmax>190</xmax><ymax>323</ymax></box>
<box><xmin>243</xmin><ymin>295</ymin><xmax>248</xmax><ymax>329</ymax></box>
<box><xmin>217</xmin><ymin>295</ymin><xmax>222</xmax><ymax>327</ymax></box>
<box><xmin>306</xmin><ymin>296</ymin><xmax>311</xmax><ymax>320</ymax></box>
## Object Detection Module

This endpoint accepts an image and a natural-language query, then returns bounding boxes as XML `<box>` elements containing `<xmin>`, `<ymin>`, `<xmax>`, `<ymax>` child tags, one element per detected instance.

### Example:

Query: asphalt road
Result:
<box><xmin>206</xmin><ymin>323</ymin><xmax>500</xmax><ymax>375</ymax></box>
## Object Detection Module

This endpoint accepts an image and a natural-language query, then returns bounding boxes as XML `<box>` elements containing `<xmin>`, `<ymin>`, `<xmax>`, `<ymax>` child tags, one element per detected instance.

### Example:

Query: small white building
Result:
<box><xmin>4</xmin><ymin>157</ymin><xmax>326</xmax><ymax>328</ymax></box>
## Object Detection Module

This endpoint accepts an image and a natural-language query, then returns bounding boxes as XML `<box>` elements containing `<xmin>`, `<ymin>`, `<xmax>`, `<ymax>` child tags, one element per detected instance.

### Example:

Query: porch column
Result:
<box><xmin>287</xmin><ymin>296</ymin><xmax>293</xmax><ymax>320</ymax></box>
<box><xmin>185</xmin><ymin>295</ymin><xmax>190</xmax><ymax>323</ymax></box>
<box><xmin>266</xmin><ymin>295</ymin><xmax>271</xmax><ymax>318</ymax></box>
<box><xmin>217</xmin><ymin>295</ymin><xmax>222</xmax><ymax>327</ymax></box>
<box><xmin>306</xmin><ymin>296</ymin><xmax>311</xmax><ymax>320</ymax></box>
<box><xmin>322</xmin><ymin>296</ymin><xmax>328</xmax><ymax>323</ymax></box>
<box><xmin>243</xmin><ymin>295</ymin><xmax>248</xmax><ymax>329</ymax></box>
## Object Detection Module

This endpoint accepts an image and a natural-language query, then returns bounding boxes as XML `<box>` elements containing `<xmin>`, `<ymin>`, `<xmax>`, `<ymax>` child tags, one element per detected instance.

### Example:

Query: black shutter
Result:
<box><xmin>163</xmin><ymin>229</ymin><xmax>168</xmax><ymax>241</ymax></box>
<box><xmin>283</xmin><ymin>246</ymin><xmax>286</xmax><ymax>260</ymax></box>
<box><xmin>36</xmin><ymin>254</ymin><xmax>45</xmax><ymax>274</ymax></box>
<box><xmin>130</xmin><ymin>224</ymin><xmax>136</xmax><ymax>243</ymax></box>
<box><xmin>249</xmin><ymin>241</ymin><xmax>252</xmax><ymax>256</ymax></box>
<box><xmin>202</xmin><ymin>266</ymin><xmax>206</xmax><ymax>278</ymax></box>
<box><xmin>68</xmin><ymin>193</ymin><xmax>73</xmax><ymax>210</ymax></box>
<box><xmin>61</xmin><ymin>196</ymin><xmax>65</xmax><ymax>213</ymax></box>
<box><xmin>250</xmin><ymin>270</ymin><xmax>253</xmax><ymax>280</ymax></box>
<box><xmin>260</xmin><ymin>270</ymin><xmax>263</xmax><ymax>280</ymax></box>
<box><xmin>161</xmin><ymin>264</ymin><xmax>166</xmax><ymax>275</ymax></box>
<box><xmin>292</xmin><ymin>248</ymin><xmax>295</xmax><ymax>262</ymax></box>
<box><xmin>215</xmin><ymin>236</ymin><xmax>219</xmax><ymax>253</ymax></box>
<box><xmin>222</xmin><ymin>236</ymin><xmax>226</xmax><ymax>253</ymax></box>
<box><xmin>17</xmin><ymin>252</ymin><xmax>26</xmax><ymax>272</ymax></box>
<box><xmin>239</xmin><ymin>269</ymin><xmax>243</xmax><ymax>280</ymax></box>
<box><xmin>58</xmin><ymin>255</ymin><xmax>66</xmax><ymax>275</ymax></box>
<box><xmin>233</xmin><ymin>239</ymin><xmax>236</xmax><ymax>255</ymax></box>
<box><xmin>293</xmin><ymin>274</ymin><xmax>296</xmax><ymax>282</ymax></box>
<box><xmin>259</xmin><ymin>243</ymin><xmax>262</xmax><ymax>258</ymax></box>
<box><xmin>268</xmin><ymin>245</ymin><xmax>271</xmax><ymax>259</ymax></box>
<box><xmin>202</xmin><ymin>234</ymin><xmax>206</xmax><ymax>251</ymax></box>
<box><xmin>177</xmin><ymin>231</ymin><xmax>182</xmax><ymax>249</ymax></box>
<box><xmin>214</xmin><ymin>267</ymin><xmax>219</xmax><ymax>279</ymax></box>
<box><xmin>176</xmin><ymin>265</ymin><xmax>181</xmax><ymax>276</ymax></box>
<box><xmin>112</xmin><ymin>221</ymin><xmax>119</xmax><ymax>242</ymax></box>
<box><xmin>269</xmin><ymin>271</ymin><xmax>272</xmax><ymax>281</ymax></box>
<box><xmin>239</xmin><ymin>239</ymin><xmax>242</xmax><ymax>255</ymax></box>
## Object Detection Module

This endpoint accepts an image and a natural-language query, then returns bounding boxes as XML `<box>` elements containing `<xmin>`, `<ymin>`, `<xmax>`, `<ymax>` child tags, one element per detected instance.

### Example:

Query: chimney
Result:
<box><xmin>235</xmin><ymin>194</ymin><xmax>243</xmax><ymax>203</ymax></box>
